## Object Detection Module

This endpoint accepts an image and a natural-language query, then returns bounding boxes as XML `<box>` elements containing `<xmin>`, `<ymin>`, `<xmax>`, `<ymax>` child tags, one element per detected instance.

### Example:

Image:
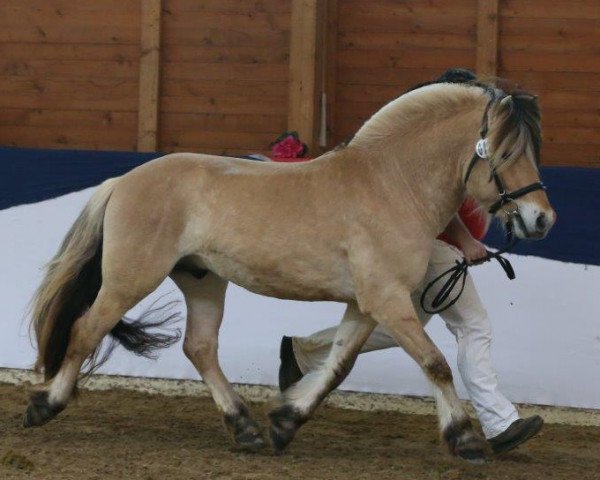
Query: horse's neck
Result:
<box><xmin>344</xmin><ymin>109</ymin><xmax>482</xmax><ymax>236</ymax></box>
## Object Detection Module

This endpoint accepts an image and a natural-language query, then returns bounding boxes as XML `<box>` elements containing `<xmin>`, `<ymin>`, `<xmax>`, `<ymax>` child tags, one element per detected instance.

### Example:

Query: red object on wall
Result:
<box><xmin>271</xmin><ymin>132</ymin><xmax>310</xmax><ymax>162</ymax></box>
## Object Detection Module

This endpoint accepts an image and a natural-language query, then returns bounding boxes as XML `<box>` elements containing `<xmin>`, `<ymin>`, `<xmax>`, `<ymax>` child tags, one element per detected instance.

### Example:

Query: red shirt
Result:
<box><xmin>438</xmin><ymin>197</ymin><xmax>489</xmax><ymax>249</ymax></box>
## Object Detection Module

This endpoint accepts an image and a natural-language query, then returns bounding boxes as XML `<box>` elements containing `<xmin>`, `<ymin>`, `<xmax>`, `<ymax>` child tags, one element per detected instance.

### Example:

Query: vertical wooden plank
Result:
<box><xmin>288</xmin><ymin>0</ymin><xmax>319</xmax><ymax>151</ymax></box>
<box><xmin>324</xmin><ymin>0</ymin><xmax>338</xmax><ymax>149</ymax></box>
<box><xmin>316</xmin><ymin>0</ymin><xmax>328</xmax><ymax>150</ymax></box>
<box><xmin>137</xmin><ymin>0</ymin><xmax>161</xmax><ymax>152</ymax></box>
<box><xmin>476</xmin><ymin>0</ymin><xmax>500</xmax><ymax>77</ymax></box>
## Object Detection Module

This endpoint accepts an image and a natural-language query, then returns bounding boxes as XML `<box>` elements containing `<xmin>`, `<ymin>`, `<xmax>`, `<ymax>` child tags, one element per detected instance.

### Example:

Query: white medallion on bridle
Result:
<box><xmin>475</xmin><ymin>138</ymin><xmax>489</xmax><ymax>159</ymax></box>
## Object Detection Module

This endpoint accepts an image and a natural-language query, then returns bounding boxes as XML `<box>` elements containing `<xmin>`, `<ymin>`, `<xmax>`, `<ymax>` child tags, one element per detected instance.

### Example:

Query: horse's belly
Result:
<box><xmin>201</xmin><ymin>252</ymin><xmax>354</xmax><ymax>302</ymax></box>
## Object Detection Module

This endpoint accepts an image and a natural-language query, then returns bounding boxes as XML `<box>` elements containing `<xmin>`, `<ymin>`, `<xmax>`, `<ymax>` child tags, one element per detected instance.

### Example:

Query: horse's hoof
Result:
<box><xmin>224</xmin><ymin>405</ymin><xmax>266</xmax><ymax>452</ymax></box>
<box><xmin>23</xmin><ymin>391</ymin><xmax>64</xmax><ymax>428</ymax></box>
<box><xmin>456</xmin><ymin>440</ymin><xmax>488</xmax><ymax>464</ymax></box>
<box><xmin>268</xmin><ymin>404</ymin><xmax>306</xmax><ymax>454</ymax></box>
<box><xmin>444</xmin><ymin>418</ymin><xmax>488</xmax><ymax>464</ymax></box>
<box><xmin>235</xmin><ymin>430</ymin><xmax>267</xmax><ymax>452</ymax></box>
<box><xmin>269</xmin><ymin>424</ymin><xmax>292</xmax><ymax>455</ymax></box>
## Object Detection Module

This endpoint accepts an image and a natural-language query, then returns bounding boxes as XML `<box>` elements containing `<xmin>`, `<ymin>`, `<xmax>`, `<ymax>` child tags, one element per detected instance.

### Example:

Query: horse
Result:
<box><xmin>25</xmin><ymin>81</ymin><xmax>554</xmax><ymax>463</ymax></box>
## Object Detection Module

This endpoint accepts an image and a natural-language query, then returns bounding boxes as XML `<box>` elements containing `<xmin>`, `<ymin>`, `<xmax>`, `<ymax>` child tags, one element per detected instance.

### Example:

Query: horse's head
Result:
<box><xmin>465</xmin><ymin>91</ymin><xmax>555</xmax><ymax>240</ymax></box>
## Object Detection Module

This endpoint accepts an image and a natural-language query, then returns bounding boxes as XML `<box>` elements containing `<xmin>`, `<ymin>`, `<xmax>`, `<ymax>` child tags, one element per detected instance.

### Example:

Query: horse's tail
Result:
<box><xmin>30</xmin><ymin>178</ymin><xmax>180</xmax><ymax>381</ymax></box>
<box><xmin>31</xmin><ymin>178</ymin><xmax>117</xmax><ymax>379</ymax></box>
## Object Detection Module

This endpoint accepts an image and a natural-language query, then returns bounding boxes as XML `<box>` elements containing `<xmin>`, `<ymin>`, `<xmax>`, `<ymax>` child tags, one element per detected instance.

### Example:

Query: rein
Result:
<box><xmin>420</xmin><ymin>95</ymin><xmax>546</xmax><ymax>314</ymax></box>
<box><xmin>419</xmin><ymin>236</ymin><xmax>517</xmax><ymax>315</ymax></box>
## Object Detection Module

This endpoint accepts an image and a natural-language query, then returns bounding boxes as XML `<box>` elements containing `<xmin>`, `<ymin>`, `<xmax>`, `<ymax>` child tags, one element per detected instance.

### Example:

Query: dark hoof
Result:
<box><xmin>278</xmin><ymin>336</ymin><xmax>304</xmax><ymax>392</ymax></box>
<box><xmin>457</xmin><ymin>440</ymin><xmax>488</xmax><ymax>465</ymax></box>
<box><xmin>224</xmin><ymin>405</ymin><xmax>266</xmax><ymax>452</ymax></box>
<box><xmin>268</xmin><ymin>404</ymin><xmax>307</xmax><ymax>454</ymax></box>
<box><xmin>23</xmin><ymin>391</ymin><xmax>64</xmax><ymax>428</ymax></box>
<box><xmin>444</xmin><ymin>418</ymin><xmax>488</xmax><ymax>464</ymax></box>
<box><xmin>235</xmin><ymin>430</ymin><xmax>266</xmax><ymax>451</ymax></box>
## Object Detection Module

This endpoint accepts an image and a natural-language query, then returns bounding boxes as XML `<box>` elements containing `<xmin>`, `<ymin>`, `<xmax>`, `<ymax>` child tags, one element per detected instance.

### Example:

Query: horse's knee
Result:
<box><xmin>183</xmin><ymin>335</ymin><xmax>217</xmax><ymax>367</ymax></box>
<box><xmin>424</xmin><ymin>353</ymin><xmax>453</xmax><ymax>384</ymax></box>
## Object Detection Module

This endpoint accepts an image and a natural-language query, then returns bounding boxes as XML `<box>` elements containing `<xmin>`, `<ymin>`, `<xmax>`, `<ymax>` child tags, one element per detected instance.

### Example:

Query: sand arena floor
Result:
<box><xmin>1</xmin><ymin>383</ymin><xmax>600</xmax><ymax>480</ymax></box>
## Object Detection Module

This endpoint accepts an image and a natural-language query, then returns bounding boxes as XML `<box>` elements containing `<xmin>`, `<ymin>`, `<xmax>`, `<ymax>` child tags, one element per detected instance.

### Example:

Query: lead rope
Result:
<box><xmin>419</xmin><ymin>234</ymin><xmax>517</xmax><ymax>314</ymax></box>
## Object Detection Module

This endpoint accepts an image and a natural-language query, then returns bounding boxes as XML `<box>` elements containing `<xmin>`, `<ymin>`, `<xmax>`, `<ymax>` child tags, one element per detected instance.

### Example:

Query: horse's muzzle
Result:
<box><xmin>511</xmin><ymin>208</ymin><xmax>556</xmax><ymax>240</ymax></box>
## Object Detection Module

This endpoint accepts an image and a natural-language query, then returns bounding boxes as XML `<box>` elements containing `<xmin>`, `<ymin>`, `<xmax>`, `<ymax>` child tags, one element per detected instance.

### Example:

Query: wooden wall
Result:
<box><xmin>0</xmin><ymin>0</ymin><xmax>141</xmax><ymax>151</ymax></box>
<box><xmin>0</xmin><ymin>1</ymin><xmax>597</xmax><ymax>166</ymax></box>
<box><xmin>0</xmin><ymin>0</ymin><xmax>289</xmax><ymax>156</ymax></box>
<box><xmin>159</xmin><ymin>0</ymin><xmax>290</xmax><ymax>156</ymax></box>
<box><xmin>332</xmin><ymin>0</ymin><xmax>478</xmax><ymax>144</ymax></box>
<box><xmin>497</xmin><ymin>0</ymin><xmax>599</xmax><ymax>167</ymax></box>
<box><xmin>331</xmin><ymin>0</ymin><xmax>599</xmax><ymax>167</ymax></box>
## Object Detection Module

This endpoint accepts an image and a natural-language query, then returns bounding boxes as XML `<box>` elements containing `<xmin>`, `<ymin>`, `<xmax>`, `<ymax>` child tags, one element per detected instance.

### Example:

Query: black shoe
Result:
<box><xmin>278</xmin><ymin>336</ymin><xmax>304</xmax><ymax>392</ymax></box>
<box><xmin>488</xmin><ymin>415</ymin><xmax>544</xmax><ymax>455</ymax></box>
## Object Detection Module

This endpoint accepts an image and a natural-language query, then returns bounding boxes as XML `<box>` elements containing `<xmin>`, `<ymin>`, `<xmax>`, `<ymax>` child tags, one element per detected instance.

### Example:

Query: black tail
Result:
<box><xmin>103</xmin><ymin>296</ymin><xmax>182</xmax><ymax>372</ymax></box>
<box><xmin>41</xmin><ymin>242</ymin><xmax>102</xmax><ymax>378</ymax></box>
<box><xmin>111</xmin><ymin>306</ymin><xmax>182</xmax><ymax>359</ymax></box>
<box><xmin>43</xmin><ymin>242</ymin><xmax>181</xmax><ymax>379</ymax></box>
<box><xmin>31</xmin><ymin>178</ymin><xmax>180</xmax><ymax>381</ymax></box>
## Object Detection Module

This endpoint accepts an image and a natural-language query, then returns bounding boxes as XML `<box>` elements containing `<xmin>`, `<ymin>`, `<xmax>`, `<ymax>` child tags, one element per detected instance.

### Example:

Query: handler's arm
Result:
<box><xmin>442</xmin><ymin>215</ymin><xmax>487</xmax><ymax>263</ymax></box>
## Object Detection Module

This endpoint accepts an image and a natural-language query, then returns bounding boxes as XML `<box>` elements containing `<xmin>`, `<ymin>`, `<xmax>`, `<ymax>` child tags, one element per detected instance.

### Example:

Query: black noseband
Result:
<box><xmin>488</xmin><ymin>179</ymin><xmax>546</xmax><ymax>215</ymax></box>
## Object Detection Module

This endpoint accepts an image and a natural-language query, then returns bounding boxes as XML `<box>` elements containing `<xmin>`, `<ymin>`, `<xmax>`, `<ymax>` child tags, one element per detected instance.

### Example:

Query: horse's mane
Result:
<box><xmin>483</xmin><ymin>80</ymin><xmax>542</xmax><ymax>171</ymax></box>
<box><xmin>348</xmin><ymin>80</ymin><xmax>541</xmax><ymax>171</ymax></box>
<box><xmin>350</xmin><ymin>83</ymin><xmax>484</xmax><ymax>147</ymax></box>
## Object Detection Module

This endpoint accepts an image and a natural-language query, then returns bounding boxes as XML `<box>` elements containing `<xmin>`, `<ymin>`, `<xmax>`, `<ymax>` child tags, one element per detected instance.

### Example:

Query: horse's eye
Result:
<box><xmin>501</xmin><ymin>152</ymin><xmax>512</xmax><ymax>159</ymax></box>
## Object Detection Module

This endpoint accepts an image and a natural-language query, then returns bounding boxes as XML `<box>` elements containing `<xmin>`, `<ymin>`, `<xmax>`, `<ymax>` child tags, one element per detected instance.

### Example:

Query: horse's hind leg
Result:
<box><xmin>24</xmin><ymin>284</ymin><xmax>151</xmax><ymax>427</ymax></box>
<box><xmin>25</xmin><ymin>224</ymin><xmax>178</xmax><ymax>428</ymax></box>
<box><xmin>171</xmin><ymin>271</ymin><xmax>265</xmax><ymax>451</ymax></box>
<box><xmin>268</xmin><ymin>302</ymin><xmax>375</xmax><ymax>453</ymax></box>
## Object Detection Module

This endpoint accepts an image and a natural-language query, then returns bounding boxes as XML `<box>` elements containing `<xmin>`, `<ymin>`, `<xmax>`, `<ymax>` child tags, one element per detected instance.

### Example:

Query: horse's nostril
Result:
<box><xmin>535</xmin><ymin>212</ymin><xmax>547</xmax><ymax>232</ymax></box>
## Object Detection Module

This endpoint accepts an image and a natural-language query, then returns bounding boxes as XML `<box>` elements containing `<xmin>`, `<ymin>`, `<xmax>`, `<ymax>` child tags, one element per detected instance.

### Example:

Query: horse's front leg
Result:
<box><xmin>361</xmin><ymin>288</ymin><xmax>487</xmax><ymax>463</ymax></box>
<box><xmin>268</xmin><ymin>302</ymin><xmax>375</xmax><ymax>453</ymax></box>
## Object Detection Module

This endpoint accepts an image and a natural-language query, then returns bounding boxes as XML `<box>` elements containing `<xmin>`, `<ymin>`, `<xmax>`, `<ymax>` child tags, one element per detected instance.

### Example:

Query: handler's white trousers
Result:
<box><xmin>292</xmin><ymin>240</ymin><xmax>519</xmax><ymax>439</ymax></box>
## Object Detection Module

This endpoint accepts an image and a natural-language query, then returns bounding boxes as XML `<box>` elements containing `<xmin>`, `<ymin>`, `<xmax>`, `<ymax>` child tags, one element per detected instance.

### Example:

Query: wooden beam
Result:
<box><xmin>476</xmin><ymin>0</ymin><xmax>499</xmax><ymax>77</ymax></box>
<box><xmin>323</xmin><ymin>0</ymin><xmax>338</xmax><ymax>150</ymax></box>
<box><xmin>137</xmin><ymin>0</ymin><xmax>161</xmax><ymax>152</ymax></box>
<box><xmin>288</xmin><ymin>0</ymin><xmax>322</xmax><ymax>153</ymax></box>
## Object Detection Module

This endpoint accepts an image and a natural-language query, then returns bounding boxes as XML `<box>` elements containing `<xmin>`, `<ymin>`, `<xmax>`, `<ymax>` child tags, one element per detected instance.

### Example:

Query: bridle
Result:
<box><xmin>420</xmin><ymin>95</ymin><xmax>546</xmax><ymax>314</ymax></box>
<box><xmin>463</xmin><ymin>97</ymin><xmax>546</xmax><ymax>235</ymax></box>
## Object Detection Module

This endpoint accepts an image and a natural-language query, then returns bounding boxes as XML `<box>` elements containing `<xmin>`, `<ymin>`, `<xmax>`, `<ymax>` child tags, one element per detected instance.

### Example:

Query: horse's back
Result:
<box><xmin>105</xmin><ymin>152</ymin><xmax>354</xmax><ymax>301</ymax></box>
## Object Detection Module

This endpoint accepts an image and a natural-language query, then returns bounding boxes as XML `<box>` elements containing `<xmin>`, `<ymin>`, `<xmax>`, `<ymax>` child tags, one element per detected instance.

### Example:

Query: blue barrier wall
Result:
<box><xmin>1</xmin><ymin>147</ymin><xmax>598</xmax><ymax>266</ymax></box>
<box><xmin>485</xmin><ymin>167</ymin><xmax>600</xmax><ymax>266</ymax></box>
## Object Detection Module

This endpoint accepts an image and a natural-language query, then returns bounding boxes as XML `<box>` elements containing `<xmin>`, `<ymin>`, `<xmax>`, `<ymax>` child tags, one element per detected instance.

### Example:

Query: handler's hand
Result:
<box><xmin>460</xmin><ymin>238</ymin><xmax>488</xmax><ymax>264</ymax></box>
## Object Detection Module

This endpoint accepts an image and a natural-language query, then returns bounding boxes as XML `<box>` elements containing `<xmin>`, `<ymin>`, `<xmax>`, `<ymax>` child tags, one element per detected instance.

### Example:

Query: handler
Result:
<box><xmin>277</xmin><ymin>68</ymin><xmax>544</xmax><ymax>456</ymax></box>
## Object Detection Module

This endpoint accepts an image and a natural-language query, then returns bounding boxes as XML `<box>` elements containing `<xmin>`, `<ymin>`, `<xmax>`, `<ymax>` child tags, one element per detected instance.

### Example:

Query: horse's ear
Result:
<box><xmin>515</xmin><ymin>93</ymin><xmax>538</xmax><ymax>102</ymax></box>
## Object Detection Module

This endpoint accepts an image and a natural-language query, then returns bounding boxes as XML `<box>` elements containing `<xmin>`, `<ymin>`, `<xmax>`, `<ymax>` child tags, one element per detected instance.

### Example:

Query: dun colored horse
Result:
<box><xmin>26</xmin><ymin>81</ymin><xmax>554</xmax><ymax>462</ymax></box>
